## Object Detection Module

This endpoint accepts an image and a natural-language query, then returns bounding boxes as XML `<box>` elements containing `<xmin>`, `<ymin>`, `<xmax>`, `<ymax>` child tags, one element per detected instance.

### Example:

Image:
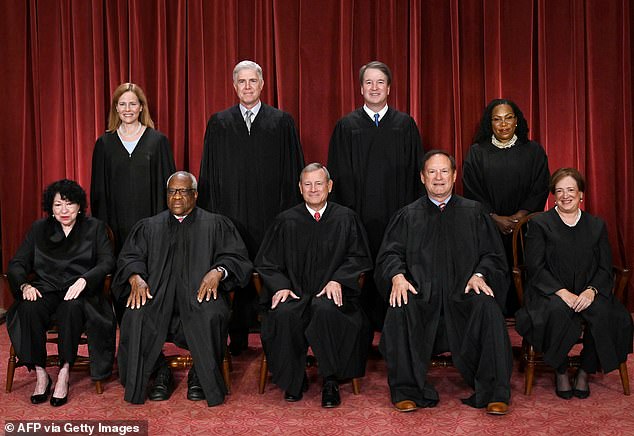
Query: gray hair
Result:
<box><xmin>233</xmin><ymin>60</ymin><xmax>263</xmax><ymax>83</ymax></box>
<box><xmin>166</xmin><ymin>171</ymin><xmax>198</xmax><ymax>190</ymax></box>
<box><xmin>300</xmin><ymin>163</ymin><xmax>331</xmax><ymax>181</ymax></box>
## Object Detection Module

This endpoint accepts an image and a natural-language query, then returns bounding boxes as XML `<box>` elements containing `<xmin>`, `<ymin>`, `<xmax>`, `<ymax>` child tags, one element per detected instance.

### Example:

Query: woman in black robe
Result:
<box><xmin>463</xmin><ymin>99</ymin><xmax>550</xmax><ymax>315</ymax></box>
<box><xmin>90</xmin><ymin>82</ymin><xmax>175</xmax><ymax>254</ymax></box>
<box><xmin>6</xmin><ymin>180</ymin><xmax>115</xmax><ymax>407</ymax></box>
<box><xmin>515</xmin><ymin>168</ymin><xmax>633</xmax><ymax>399</ymax></box>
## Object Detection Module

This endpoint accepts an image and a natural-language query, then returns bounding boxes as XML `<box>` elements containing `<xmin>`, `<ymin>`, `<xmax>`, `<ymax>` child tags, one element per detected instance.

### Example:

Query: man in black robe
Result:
<box><xmin>375</xmin><ymin>150</ymin><xmax>512</xmax><ymax>415</ymax></box>
<box><xmin>256</xmin><ymin>163</ymin><xmax>372</xmax><ymax>407</ymax></box>
<box><xmin>327</xmin><ymin>61</ymin><xmax>423</xmax><ymax>331</ymax></box>
<box><xmin>113</xmin><ymin>171</ymin><xmax>252</xmax><ymax>406</ymax></box>
<box><xmin>199</xmin><ymin>60</ymin><xmax>305</xmax><ymax>354</ymax></box>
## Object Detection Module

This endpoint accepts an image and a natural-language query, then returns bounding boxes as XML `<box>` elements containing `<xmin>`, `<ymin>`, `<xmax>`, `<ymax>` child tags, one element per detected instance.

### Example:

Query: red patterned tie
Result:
<box><xmin>439</xmin><ymin>203</ymin><xmax>446</xmax><ymax>212</ymax></box>
<box><xmin>314</xmin><ymin>212</ymin><xmax>321</xmax><ymax>222</ymax></box>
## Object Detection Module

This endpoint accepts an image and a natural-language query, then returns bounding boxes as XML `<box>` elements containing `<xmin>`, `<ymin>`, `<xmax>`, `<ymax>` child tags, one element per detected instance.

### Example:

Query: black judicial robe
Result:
<box><xmin>113</xmin><ymin>207</ymin><xmax>252</xmax><ymax>406</ymax></box>
<box><xmin>198</xmin><ymin>103</ymin><xmax>305</xmax><ymax>257</ymax></box>
<box><xmin>6</xmin><ymin>216</ymin><xmax>116</xmax><ymax>379</ymax></box>
<box><xmin>515</xmin><ymin>210</ymin><xmax>633</xmax><ymax>372</ymax></box>
<box><xmin>375</xmin><ymin>195</ymin><xmax>512</xmax><ymax>407</ymax></box>
<box><xmin>90</xmin><ymin>128</ymin><xmax>176</xmax><ymax>252</ymax></box>
<box><xmin>462</xmin><ymin>139</ymin><xmax>549</xmax><ymax>314</ymax></box>
<box><xmin>255</xmin><ymin>202</ymin><xmax>373</xmax><ymax>395</ymax></box>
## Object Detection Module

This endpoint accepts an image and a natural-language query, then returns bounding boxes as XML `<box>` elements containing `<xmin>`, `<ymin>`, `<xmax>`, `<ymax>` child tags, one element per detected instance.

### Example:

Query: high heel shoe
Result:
<box><xmin>555</xmin><ymin>373</ymin><xmax>573</xmax><ymax>400</ymax></box>
<box><xmin>50</xmin><ymin>382</ymin><xmax>69</xmax><ymax>407</ymax></box>
<box><xmin>31</xmin><ymin>375</ymin><xmax>52</xmax><ymax>404</ymax></box>
<box><xmin>573</xmin><ymin>373</ymin><xmax>590</xmax><ymax>399</ymax></box>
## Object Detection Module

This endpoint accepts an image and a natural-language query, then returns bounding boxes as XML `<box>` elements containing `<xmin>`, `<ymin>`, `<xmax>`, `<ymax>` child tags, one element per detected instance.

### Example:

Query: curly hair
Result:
<box><xmin>473</xmin><ymin>98</ymin><xmax>529</xmax><ymax>144</ymax></box>
<box><xmin>42</xmin><ymin>179</ymin><xmax>87</xmax><ymax>216</ymax></box>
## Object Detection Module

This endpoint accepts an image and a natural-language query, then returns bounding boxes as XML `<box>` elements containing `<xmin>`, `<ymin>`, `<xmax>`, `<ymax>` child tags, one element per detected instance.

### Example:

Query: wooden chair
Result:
<box><xmin>512</xmin><ymin>213</ymin><xmax>631</xmax><ymax>395</ymax></box>
<box><xmin>253</xmin><ymin>272</ymin><xmax>362</xmax><ymax>395</ymax></box>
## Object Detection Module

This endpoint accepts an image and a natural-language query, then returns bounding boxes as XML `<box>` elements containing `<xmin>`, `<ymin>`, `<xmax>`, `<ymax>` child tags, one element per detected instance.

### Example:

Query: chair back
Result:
<box><xmin>511</xmin><ymin>213</ymin><xmax>540</xmax><ymax>305</ymax></box>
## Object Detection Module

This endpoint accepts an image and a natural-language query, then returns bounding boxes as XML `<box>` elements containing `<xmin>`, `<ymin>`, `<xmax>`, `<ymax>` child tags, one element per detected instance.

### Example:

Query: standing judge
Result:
<box><xmin>327</xmin><ymin>61</ymin><xmax>423</xmax><ymax>330</ymax></box>
<box><xmin>256</xmin><ymin>163</ymin><xmax>372</xmax><ymax>408</ymax></box>
<box><xmin>91</xmin><ymin>82</ymin><xmax>176</xmax><ymax>254</ymax></box>
<box><xmin>375</xmin><ymin>150</ymin><xmax>512</xmax><ymax>415</ymax></box>
<box><xmin>113</xmin><ymin>171</ymin><xmax>252</xmax><ymax>406</ymax></box>
<box><xmin>198</xmin><ymin>60</ymin><xmax>305</xmax><ymax>354</ymax></box>
<box><xmin>462</xmin><ymin>98</ymin><xmax>549</xmax><ymax>315</ymax></box>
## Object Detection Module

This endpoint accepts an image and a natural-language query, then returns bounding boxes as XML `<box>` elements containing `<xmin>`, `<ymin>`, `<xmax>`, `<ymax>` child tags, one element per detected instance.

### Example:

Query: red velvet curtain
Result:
<box><xmin>1</xmin><ymin>0</ymin><xmax>632</xmax><ymax>307</ymax></box>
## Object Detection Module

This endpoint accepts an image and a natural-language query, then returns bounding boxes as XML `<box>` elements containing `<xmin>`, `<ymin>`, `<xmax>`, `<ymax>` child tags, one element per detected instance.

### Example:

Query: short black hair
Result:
<box><xmin>420</xmin><ymin>149</ymin><xmax>456</xmax><ymax>172</ymax></box>
<box><xmin>550</xmin><ymin>168</ymin><xmax>586</xmax><ymax>194</ymax></box>
<box><xmin>359</xmin><ymin>61</ymin><xmax>392</xmax><ymax>86</ymax></box>
<box><xmin>473</xmin><ymin>98</ymin><xmax>529</xmax><ymax>144</ymax></box>
<box><xmin>42</xmin><ymin>179</ymin><xmax>87</xmax><ymax>216</ymax></box>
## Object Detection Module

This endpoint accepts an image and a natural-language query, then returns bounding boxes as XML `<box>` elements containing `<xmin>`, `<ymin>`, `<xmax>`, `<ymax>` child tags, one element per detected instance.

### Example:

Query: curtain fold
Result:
<box><xmin>1</xmin><ymin>0</ymin><xmax>632</xmax><ymax>308</ymax></box>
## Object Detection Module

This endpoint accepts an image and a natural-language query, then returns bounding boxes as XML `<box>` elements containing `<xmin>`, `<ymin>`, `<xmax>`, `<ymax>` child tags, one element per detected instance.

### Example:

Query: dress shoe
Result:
<box><xmin>50</xmin><ymin>381</ymin><xmax>69</xmax><ymax>407</ymax></box>
<box><xmin>486</xmin><ymin>402</ymin><xmax>509</xmax><ymax>415</ymax></box>
<box><xmin>573</xmin><ymin>374</ymin><xmax>590</xmax><ymax>399</ymax></box>
<box><xmin>393</xmin><ymin>400</ymin><xmax>417</xmax><ymax>412</ymax></box>
<box><xmin>284</xmin><ymin>372</ymin><xmax>309</xmax><ymax>402</ymax></box>
<box><xmin>187</xmin><ymin>366</ymin><xmax>205</xmax><ymax>401</ymax></box>
<box><xmin>555</xmin><ymin>374</ymin><xmax>573</xmax><ymax>400</ymax></box>
<box><xmin>31</xmin><ymin>375</ymin><xmax>52</xmax><ymax>404</ymax></box>
<box><xmin>321</xmin><ymin>380</ymin><xmax>341</xmax><ymax>408</ymax></box>
<box><xmin>148</xmin><ymin>367</ymin><xmax>174</xmax><ymax>401</ymax></box>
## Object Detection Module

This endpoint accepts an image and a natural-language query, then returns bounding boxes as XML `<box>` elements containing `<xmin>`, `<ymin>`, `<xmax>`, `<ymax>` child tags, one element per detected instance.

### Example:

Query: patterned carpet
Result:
<box><xmin>1</xmin><ymin>328</ymin><xmax>633</xmax><ymax>435</ymax></box>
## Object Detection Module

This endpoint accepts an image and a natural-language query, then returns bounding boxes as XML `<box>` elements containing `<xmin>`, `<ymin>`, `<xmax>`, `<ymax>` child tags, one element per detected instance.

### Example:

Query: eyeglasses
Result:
<box><xmin>167</xmin><ymin>188</ymin><xmax>195</xmax><ymax>196</ymax></box>
<box><xmin>491</xmin><ymin>114</ymin><xmax>516</xmax><ymax>125</ymax></box>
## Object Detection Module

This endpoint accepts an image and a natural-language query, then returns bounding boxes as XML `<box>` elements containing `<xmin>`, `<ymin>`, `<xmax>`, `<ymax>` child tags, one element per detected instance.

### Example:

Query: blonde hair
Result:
<box><xmin>107</xmin><ymin>83</ymin><xmax>155</xmax><ymax>132</ymax></box>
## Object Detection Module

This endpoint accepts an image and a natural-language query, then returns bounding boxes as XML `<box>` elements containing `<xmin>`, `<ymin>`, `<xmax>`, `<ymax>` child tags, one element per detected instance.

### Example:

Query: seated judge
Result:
<box><xmin>255</xmin><ymin>163</ymin><xmax>373</xmax><ymax>408</ymax></box>
<box><xmin>6</xmin><ymin>179</ymin><xmax>115</xmax><ymax>407</ymax></box>
<box><xmin>515</xmin><ymin>168</ymin><xmax>633</xmax><ymax>399</ymax></box>
<box><xmin>375</xmin><ymin>150</ymin><xmax>512</xmax><ymax>415</ymax></box>
<box><xmin>113</xmin><ymin>171</ymin><xmax>252</xmax><ymax>406</ymax></box>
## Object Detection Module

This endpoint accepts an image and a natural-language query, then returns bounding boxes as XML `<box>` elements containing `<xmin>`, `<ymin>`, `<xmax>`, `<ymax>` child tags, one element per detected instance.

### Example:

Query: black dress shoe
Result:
<box><xmin>321</xmin><ymin>380</ymin><xmax>341</xmax><ymax>408</ymax></box>
<box><xmin>50</xmin><ymin>391</ymin><xmax>68</xmax><ymax>407</ymax></box>
<box><xmin>187</xmin><ymin>366</ymin><xmax>205</xmax><ymax>401</ymax></box>
<box><xmin>555</xmin><ymin>373</ymin><xmax>573</xmax><ymax>400</ymax></box>
<box><xmin>284</xmin><ymin>372</ymin><xmax>309</xmax><ymax>402</ymax></box>
<box><xmin>31</xmin><ymin>375</ymin><xmax>52</xmax><ymax>404</ymax></box>
<box><xmin>148</xmin><ymin>367</ymin><xmax>174</xmax><ymax>401</ymax></box>
<box><xmin>573</xmin><ymin>374</ymin><xmax>590</xmax><ymax>399</ymax></box>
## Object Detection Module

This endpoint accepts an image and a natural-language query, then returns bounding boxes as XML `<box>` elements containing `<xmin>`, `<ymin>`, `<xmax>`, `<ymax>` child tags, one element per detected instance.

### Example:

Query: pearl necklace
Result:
<box><xmin>491</xmin><ymin>134</ymin><xmax>517</xmax><ymax>149</ymax></box>
<box><xmin>118</xmin><ymin>123</ymin><xmax>143</xmax><ymax>138</ymax></box>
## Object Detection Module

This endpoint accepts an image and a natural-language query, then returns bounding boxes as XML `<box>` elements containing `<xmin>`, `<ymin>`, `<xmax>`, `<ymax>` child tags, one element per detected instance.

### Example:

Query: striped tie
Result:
<box><xmin>374</xmin><ymin>113</ymin><xmax>380</xmax><ymax>127</ymax></box>
<box><xmin>245</xmin><ymin>110</ymin><xmax>253</xmax><ymax>133</ymax></box>
<box><xmin>439</xmin><ymin>203</ymin><xmax>446</xmax><ymax>212</ymax></box>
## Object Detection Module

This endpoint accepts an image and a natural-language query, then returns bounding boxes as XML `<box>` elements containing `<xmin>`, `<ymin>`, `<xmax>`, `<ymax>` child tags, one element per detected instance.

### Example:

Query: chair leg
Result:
<box><xmin>95</xmin><ymin>380</ymin><xmax>103</xmax><ymax>394</ymax></box>
<box><xmin>351</xmin><ymin>378</ymin><xmax>360</xmax><ymax>395</ymax></box>
<box><xmin>524</xmin><ymin>345</ymin><xmax>536</xmax><ymax>396</ymax></box>
<box><xmin>619</xmin><ymin>361</ymin><xmax>630</xmax><ymax>395</ymax></box>
<box><xmin>6</xmin><ymin>344</ymin><xmax>17</xmax><ymax>393</ymax></box>
<box><xmin>258</xmin><ymin>353</ymin><xmax>268</xmax><ymax>394</ymax></box>
<box><xmin>222</xmin><ymin>354</ymin><xmax>232</xmax><ymax>394</ymax></box>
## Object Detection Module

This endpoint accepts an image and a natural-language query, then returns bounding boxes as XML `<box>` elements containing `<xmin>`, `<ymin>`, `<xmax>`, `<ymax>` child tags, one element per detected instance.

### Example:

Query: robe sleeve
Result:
<box><xmin>80</xmin><ymin>220</ymin><xmax>115</xmax><ymax>294</ymax></box>
<box><xmin>404</xmin><ymin>117</ymin><xmax>424</xmax><ymax>201</ymax></box>
<box><xmin>210</xmin><ymin>216</ymin><xmax>253</xmax><ymax>290</ymax></box>
<box><xmin>525</xmin><ymin>219</ymin><xmax>565</xmax><ymax>296</ymax></box>
<box><xmin>7</xmin><ymin>223</ymin><xmax>37</xmax><ymax>298</ymax></box>
<box><xmin>473</xmin><ymin>210</ymin><xmax>510</xmax><ymax>306</ymax></box>
<box><xmin>254</xmin><ymin>218</ymin><xmax>293</xmax><ymax>302</ymax></box>
<box><xmin>327</xmin><ymin>120</ymin><xmax>356</xmax><ymax>209</ymax></box>
<box><xmin>462</xmin><ymin>145</ymin><xmax>494</xmax><ymax>213</ymax></box>
<box><xmin>155</xmin><ymin>133</ymin><xmax>176</xmax><ymax>212</ymax></box>
<box><xmin>90</xmin><ymin>136</ymin><xmax>108</xmax><ymax>221</ymax></box>
<box><xmin>587</xmin><ymin>220</ymin><xmax>614</xmax><ymax>297</ymax></box>
<box><xmin>278</xmin><ymin>114</ymin><xmax>305</xmax><ymax>211</ymax></box>
<box><xmin>518</xmin><ymin>143</ymin><xmax>550</xmax><ymax>213</ymax></box>
<box><xmin>330</xmin><ymin>213</ymin><xmax>373</xmax><ymax>296</ymax></box>
<box><xmin>374</xmin><ymin>208</ymin><xmax>412</xmax><ymax>300</ymax></box>
<box><xmin>198</xmin><ymin>116</ymin><xmax>221</xmax><ymax>212</ymax></box>
<box><xmin>112</xmin><ymin>220</ymin><xmax>151</xmax><ymax>302</ymax></box>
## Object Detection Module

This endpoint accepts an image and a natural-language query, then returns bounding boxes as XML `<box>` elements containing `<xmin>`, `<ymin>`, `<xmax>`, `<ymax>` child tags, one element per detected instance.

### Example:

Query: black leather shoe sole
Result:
<box><xmin>284</xmin><ymin>391</ymin><xmax>303</xmax><ymax>402</ymax></box>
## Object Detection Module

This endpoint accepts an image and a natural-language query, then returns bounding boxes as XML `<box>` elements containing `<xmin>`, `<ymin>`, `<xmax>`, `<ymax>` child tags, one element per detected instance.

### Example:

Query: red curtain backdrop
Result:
<box><xmin>1</xmin><ymin>0</ymin><xmax>633</xmax><ymax>307</ymax></box>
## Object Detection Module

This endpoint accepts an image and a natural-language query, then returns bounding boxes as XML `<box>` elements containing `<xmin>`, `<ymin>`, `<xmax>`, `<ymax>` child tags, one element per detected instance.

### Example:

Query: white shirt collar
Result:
<box><xmin>240</xmin><ymin>101</ymin><xmax>262</xmax><ymax>118</ymax></box>
<box><xmin>363</xmin><ymin>104</ymin><xmax>388</xmax><ymax>122</ymax></box>
<box><xmin>306</xmin><ymin>202</ymin><xmax>327</xmax><ymax>219</ymax></box>
<box><xmin>428</xmin><ymin>195</ymin><xmax>452</xmax><ymax>207</ymax></box>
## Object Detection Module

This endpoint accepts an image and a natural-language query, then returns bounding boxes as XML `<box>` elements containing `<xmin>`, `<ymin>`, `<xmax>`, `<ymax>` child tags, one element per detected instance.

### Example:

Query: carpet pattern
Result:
<box><xmin>1</xmin><ymin>329</ymin><xmax>633</xmax><ymax>435</ymax></box>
